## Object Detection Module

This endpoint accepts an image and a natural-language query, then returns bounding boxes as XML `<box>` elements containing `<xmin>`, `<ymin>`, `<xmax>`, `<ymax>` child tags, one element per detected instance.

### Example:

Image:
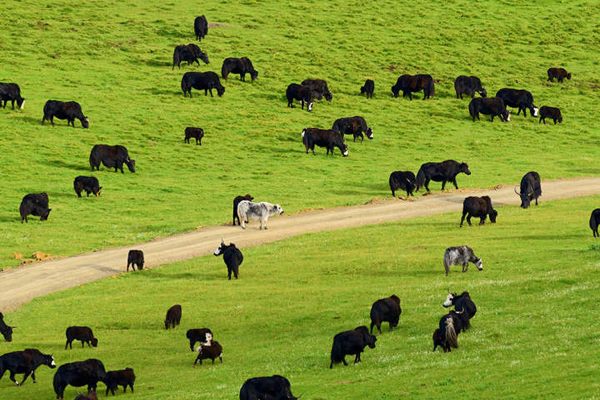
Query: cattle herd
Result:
<box><xmin>1</xmin><ymin>10</ymin><xmax>598</xmax><ymax>400</ymax></box>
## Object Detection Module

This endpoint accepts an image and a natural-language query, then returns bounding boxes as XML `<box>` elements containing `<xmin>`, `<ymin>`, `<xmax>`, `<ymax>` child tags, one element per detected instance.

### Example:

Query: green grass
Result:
<box><xmin>2</xmin><ymin>196</ymin><xmax>599</xmax><ymax>399</ymax></box>
<box><xmin>1</xmin><ymin>0</ymin><xmax>599</xmax><ymax>268</ymax></box>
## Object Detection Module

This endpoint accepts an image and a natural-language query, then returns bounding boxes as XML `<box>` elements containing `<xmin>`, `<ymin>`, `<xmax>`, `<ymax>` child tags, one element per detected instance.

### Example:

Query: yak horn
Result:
<box><xmin>455</xmin><ymin>309</ymin><xmax>464</xmax><ymax>314</ymax></box>
<box><xmin>514</xmin><ymin>185</ymin><xmax>521</xmax><ymax>195</ymax></box>
<box><xmin>221</xmin><ymin>237</ymin><xmax>225</xmax><ymax>244</ymax></box>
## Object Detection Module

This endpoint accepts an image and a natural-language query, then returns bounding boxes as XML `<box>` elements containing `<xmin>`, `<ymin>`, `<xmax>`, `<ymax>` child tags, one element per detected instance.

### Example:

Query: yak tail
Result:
<box><xmin>445</xmin><ymin>317</ymin><xmax>458</xmax><ymax>348</ymax></box>
<box><xmin>591</xmin><ymin>213</ymin><xmax>599</xmax><ymax>233</ymax></box>
<box><xmin>415</xmin><ymin>166</ymin><xmax>426</xmax><ymax>192</ymax></box>
<box><xmin>427</xmin><ymin>76</ymin><xmax>435</xmax><ymax>97</ymax></box>
<box><xmin>221</xmin><ymin>62</ymin><xmax>229</xmax><ymax>80</ymax></box>
<box><xmin>330</xmin><ymin>339</ymin><xmax>343</xmax><ymax>366</ymax></box>
<box><xmin>172</xmin><ymin>49</ymin><xmax>180</xmax><ymax>70</ymax></box>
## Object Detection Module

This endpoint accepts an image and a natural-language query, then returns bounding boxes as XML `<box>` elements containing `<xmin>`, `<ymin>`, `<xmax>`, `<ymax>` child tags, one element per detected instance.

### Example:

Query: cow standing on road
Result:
<box><xmin>515</xmin><ymin>171</ymin><xmax>542</xmax><ymax>208</ymax></box>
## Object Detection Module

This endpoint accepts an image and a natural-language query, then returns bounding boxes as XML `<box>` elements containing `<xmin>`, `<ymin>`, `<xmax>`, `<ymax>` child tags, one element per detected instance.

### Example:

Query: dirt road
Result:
<box><xmin>2</xmin><ymin>177</ymin><xmax>599</xmax><ymax>311</ymax></box>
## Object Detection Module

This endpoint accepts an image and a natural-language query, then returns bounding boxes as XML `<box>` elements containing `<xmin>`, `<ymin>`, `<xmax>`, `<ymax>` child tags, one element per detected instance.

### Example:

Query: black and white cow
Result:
<box><xmin>389</xmin><ymin>171</ymin><xmax>416</xmax><ymax>198</ymax></box>
<box><xmin>181</xmin><ymin>71</ymin><xmax>225</xmax><ymax>98</ymax></box>
<box><xmin>416</xmin><ymin>160</ymin><xmax>471</xmax><ymax>192</ymax></box>
<box><xmin>460</xmin><ymin>196</ymin><xmax>497</xmax><ymax>227</ymax></box>
<box><xmin>302</xmin><ymin>128</ymin><xmax>348</xmax><ymax>157</ymax></box>
<box><xmin>301</xmin><ymin>79</ymin><xmax>332</xmax><ymax>101</ymax></box>
<box><xmin>332</xmin><ymin>116</ymin><xmax>373</xmax><ymax>142</ymax></box>
<box><xmin>53</xmin><ymin>359</ymin><xmax>106</xmax><ymax>400</ymax></box>
<box><xmin>193</xmin><ymin>340</ymin><xmax>223</xmax><ymax>366</ymax></box>
<box><xmin>538</xmin><ymin>106</ymin><xmax>562</xmax><ymax>125</ymax></box>
<box><xmin>214</xmin><ymin>240</ymin><xmax>244</xmax><ymax>280</ymax></box>
<box><xmin>172</xmin><ymin>44</ymin><xmax>209</xmax><ymax>70</ymax></box>
<box><xmin>186</xmin><ymin>328</ymin><xmax>213</xmax><ymax>351</ymax></box>
<box><xmin>443</xmin><ymin>291</ymin><xmax>477</xmax><ymax>319</ymax></box>
<box><xmin>361</xmin><ymin>79</ymin><xmax>374</xmax><ymax>98</ymax></box>
<box><xmin>515</xmin><ymin>171</ymin><xmax>542</xmax><ymax>208</ymax></box>
<box><xmin>468</xmin><ymin>97</ymin><xmax>510</xmax><ymax>122</ymax></box>
<box><xmin>0</xmin><ymin>83</ymin><xmax>25</xmax><ymax>109</ymax></box>
<box><xmin>0</xmin><ymin>349</ymin><xmax>56</xmax><ymax>386</ymax></box>
<box><xmin>237</xmin><ymin>201</ymin><xmax>284</xmax><ymax>230</ymax></box>
<box><xmin>20</xmin><ymin>192</ymin><xmax>51</xmax><ymax>223</ymax></box>
<box><xmin>330</xmin><ymin>326</ymin><xmax>377</xmax><ymax>368</ymax></box>
<box><xmin>369</xmin><ymin>295</ymin><xmax>402</xmax><ymax>335</ymax></box>
<box><xmin>443</xmin><ymin>246</ymin><xmax>482</xmax><ymax>276</ymax></box>
<box><xmin>42</xmin><ymin>100</ymin><xmax>89</xmax><ymax>128</ymax></box>
<box><xmin>89</xmin><ymin>144</ymin><xmax>136</xmax><ymax>173</ymax></box>
<box><xmin>194</xmin><ymin>15</ymin><xmax>208</xmax><ymax>41</ymax></box>
<box><xmin>454</xmin><ymin>75</ymin><xmax>487</xmax><ymax>99</ymax></box>
<box><xmin>495</xmin><ymin>88</ymin><xmax>538</xmax><ymax>117</ymax></box>
<box><xmin>239</xmin><ymin>375</ymin><xmax>299</xmax><ymax>400</ymax></box>
<box><xmin>286</xmin><ymin>84</ymin><xmax>316</xmax><ymax>111</ymax></box>
<box><xmin>221</xmin><ymin>57</ymin><xmax>258</xmax><ymax>81</ymax></box>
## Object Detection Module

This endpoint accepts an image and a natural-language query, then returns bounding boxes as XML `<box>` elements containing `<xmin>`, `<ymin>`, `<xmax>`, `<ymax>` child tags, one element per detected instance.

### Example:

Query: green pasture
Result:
<box><xmin>0</xmin><ymin>0</ymin><xmax>599</xmax><ymax>268</ymax></box>
<box><xmin>1</xmin><ymin>196</ymin><xmax>599</xmax><ymax>399</ymax></box>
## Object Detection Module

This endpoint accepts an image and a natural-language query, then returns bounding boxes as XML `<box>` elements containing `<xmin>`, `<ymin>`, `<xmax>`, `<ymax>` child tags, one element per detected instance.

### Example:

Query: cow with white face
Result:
<box><xmin>443</xmin><ymin>291</ymin><xmax>477</xmax><ymax>320</ymax></box>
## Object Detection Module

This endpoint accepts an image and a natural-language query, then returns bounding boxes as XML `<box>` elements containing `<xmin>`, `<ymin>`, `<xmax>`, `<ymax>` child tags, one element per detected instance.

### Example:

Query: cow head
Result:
<box><xmin>17</xmin><ymin>97</ymin><xmax>25</xmax><ymax>109</ymax></box>
<box><xmin>82</xmin><ymin>117</ymin><xmax>89</xmax><ymax>129</ymax></box>
<box><xmin>366</xmin><ymin>332</ymin><xmax>377</xmax><ymax>349</ymax></box>
<box><xmin>214</xmin><ymin>239</ymin><xmax>225</xmax><ymax>256</ymax></box>
<box><xmin>460</xmin><ymin>163</ymin><xmax>471</xmax><ymax>175</ymax></box>
<box><xmin>91</xmin><ymin>338</ymin><xmax>98</xmax><ymax>347</ymax></box>
<box><xmin>532</xmin><ymin>106</ymin><xmax>539</xmax><ymax>117</ymax></box>
<box><xmin>272</xmin><ymin>204</ymin><xmax>284</xmax><ymax>215</ymax></box>
<box><xmin>478</xmin><ymin>88</ymin><xmax>487</xmax><ymax>97</ymax></box>
<box><xmin>475</xmin><ymin>258</ymin><xmax>483</xmax><ymax>271</ymax></box>
<box><xmin>341</xmin><ymin>143</ymin><xmax>349</xmax><ymax>157</ymax></box>
<box><xmin>40</xmin><ymin>208</ymin><xmax>52</xmax><ymax>221</ymax></box>
<box><xmin>243</xmin><ymin>194</ymin><xmax>254</xmax><ymax>201</ymax></box>
<box><xmin>366</xmin><ymin>127</ymin><xmax>374</xmax><ymax>140</ymax></box>
<box><xmin>391</xmin><ymin>85</ymin><xmax>400</xmax><ymax>98</ymax></box>
<box><xmin>324</xmin><ymin>91</ymin><xmax>332</xmax><ymax>102</ymax></box>
<box><xmin>1</xmin><ymin>325</ymin><xmax>13</xmax><ymax>342</ymax></box>
<box><xmin>47</xmin><ymin>355</ymin><xmax>57</xmax><ymax>368</ymax></box>
<box><xmin>250</xmin><ymin>70</ymin><xmax>259</xmax><ymax>81</ymax></box>
<box><xmin>199</xmin><ymin>52</ymin><xmax>210</xmax><ymax>65</ymax></box>
<box><xmin>126</xmin><ymin>159</ymin><xmax>136</xmax><ymax>173</ymax></box>
<box><xmin>95</xmin><ymin>187</ymin><xmax>103</xmax><ymax>197</ymax></box>
<box><xmin>515</xmin><ymin>186</ymin><xmax>532</xmax><ymax>209</ymax></box>
<box><xmin>217</xmin><ymin>86</ymin><xmax>225</xmax><ymax>97</ymax></box>
<box><xmin>489</xmin><ymin>209</ymin><xmax>498</xmax><ymax>223</ymax></box>
<box><xmin>567</xmin><ymin>73</ymin><xmax>572</xmax><ymax>80</ymax></box>
<box><xmin>504</xmin><ymin>110</ymin><xmax>511</xmax><ymax>122</ymax></box>
<box><xmin>443</xmin><ymin>293</ymin><xmax>455</xmax><ymax>308</ymax></box>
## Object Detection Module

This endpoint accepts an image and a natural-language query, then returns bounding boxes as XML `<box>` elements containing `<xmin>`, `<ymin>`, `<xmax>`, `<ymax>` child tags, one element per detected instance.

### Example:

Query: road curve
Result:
<box><xmin>1</xmin><ymin>177</ymin><xmax>599</xmax><ymax>311</ymax></box>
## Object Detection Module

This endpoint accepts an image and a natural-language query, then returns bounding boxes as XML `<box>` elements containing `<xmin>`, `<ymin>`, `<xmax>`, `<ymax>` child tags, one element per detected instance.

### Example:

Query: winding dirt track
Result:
<box><xmin>2</xmin><ymin>177</ymin><xmax>599</xmax><ymax>311</ymax></box>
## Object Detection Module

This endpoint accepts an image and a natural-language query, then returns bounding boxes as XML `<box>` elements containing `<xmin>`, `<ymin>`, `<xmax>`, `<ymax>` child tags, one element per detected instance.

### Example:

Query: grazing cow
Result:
<box><xmin>0</xmin><ymin>313</ymin><xmax>14</xmax><ymax>342</ymax></box>
<box><xmin>590</xmin><ymin>209</ymin><xmax>600</xmax><ymax>238</ymax></box>
<box><xmin>237</xmin><ymin>201</ymin><xmax>284</xmax><ymax>230</ymax></box>
<box><xmin>432</xmin><ymin>329</ymin><xmax>447</xmax><ymax>352</ymax></box>
<box><xmin>89</xmin><ymin>144</ymin><xmax>136</xmax><ymax>173</ymax></box>
<box><xmin>65</xmin><ymin>326</ymin><xmax>98</xmax><ymax>349</ymax></box>
<box><xmin>194</xmin><ymin>340</ymin><xmax>223</xmax><ymax>366</ymax></box>
<box><xmin>194</xmin><ymin>15</ymin><xmax>208</xmax><ymax>41</ymax></box>
<box><xmin>20</xmin><ymin>192</ymin><xmax>51</xmax><ymax>223</ymax></box>
<box><xmin>515</xmin><ymin>171</ymin><xmax>542</xmax><ymax>208</ymax></box>
<box><xmin>0</xmin><ymin>82</ymin><xmax>25</xmax><ymax>109</ymax></box>
<box><xmin>233</xmin><ymin>194</ymin><xmax>254</xmax><ymax>226</ymax></box>
<box><xmin>42</xmin><ymin>100</ymin><xmax>89</xmax><ymax>128</ymax></box>
<box><xmin>184</xmin><ymin>127</ymin><xmax>204</xmax><ymax>145</ymax></box>
<box><xmin>53</xmin><ymin>359</ymin><xmax>106</xmax><ymax>400</ymax></box>
<box><xmin>214</xmin><ymin>240</ymin><xmax>244</xmax><ymax>280</ymax></box>
<box><xmin>369</xmin><ymin>295</ymin><xmax>402</xmax><ymax>335</ymax></box>
<box><xmin>302</xmin><ymin>128</ymin><xmax>348</xmax><ymax>157</ymax></box>
<box><xmin>454</xmin><ymin>75</ymin><xmax>487</xmax><ymax>99</ymax></box>
<box><xmin>330</xmin><ymin>326</ymin><xmax>376</xmax><ymax>368</ymax></box>
<box><xmin>301</xmin><ymin>79</ymin><xmax>332</xmax><ymax>101</ymax></box>
<box><xmin>460</xmin><ymin>196</ymin><xmax>498</xmax><ymax>227</ymax></box>
<box><xmin>389</xmin><ymin>171</ymin><xmax>416</xmax><ymax>198</ymax></box>
<box><xmin>172</xmin><ymin>44</ymin><xmax>209</xmax><ymax>70</ymax></box>
<box><xmin>186</xmin><ymin>328</ymin><xmax>213</xmax><ymax>351</ymax></box>
<box><xmin>332</xmin><ymin>116</ymin><xmax>373</xmax><ymax>142</ymax></box>
<box><xmin>286</xmin><ymin>84</ymin><xmax>316</xmax><ymax>111</ymax></box>
<box><xmin>495</xmin><ymin>88</ymin><xmax>538</xmax><ymax>117</ymax></box>
<box><xmin>538</xmin><ymin>106</ymin><xmax>562</xmax><ymax>124</ymax></box>
<box><xmin>181</xmin><ymin>71</ymin><xmax>225</xmax><ymax>98</ymax></box>
<box><xmin>468</xmin><ymin>97</ymin><xmax>510</xmax><ymax>122</ymax></box>
<box><xmin>221</xmin><ymin>57</ymin><xmax>258</xmax><ymax>81</ymax></box>
<box><xmin>103</xmin><ymin>368</ymin><xmax>135</xmax><ymax>396</ymax></box>
<box><xmin>239</xmin><ymin>375</ymin><xmax>298</xmax><ymax>400</ymax></box>
<box><xmin>73</xmin><ymin>176</ymin><xmax>102</xmax><ymax>198</ymax></box>
<box><xmin>443</xmin><ymin>246</ymin><xmax>482</xmax><ymax>276</ymax></box>
<box><xmin>547</xmin><ymin>67</ymin><xmax>571</xmax><ymax>83</ymax></box>
<box><xmin>361</xmin><ymin>79</ymin><xmax>374</xmax><ymax>98</ymax></box>
<box><xmin>0</xmin><ymin>349</ymin><xmax>56</xmax><ymax>386</ymax></box>
<box><xmin>126</xmin><ymin>250</ymin><xmax>144</xmax><ymax>272</ymax></box>
<box><xmin>391</xmin><ymin>74</ymin><xmax>435</xmax><ymax>100</ymax></box>
<box><xmin>416</xmin><ymin>160</ymin><xmax>471</xmax><ymax>192</ymax></box>
<box><xmin>165</xmin><ymin>305</ymin><xmax>182</xmax><ymax>329</ymax></box>
<box><xmin>443</xmin><ymin>291</ymin><xmax>477</xmax><ymax>319</ymax></box>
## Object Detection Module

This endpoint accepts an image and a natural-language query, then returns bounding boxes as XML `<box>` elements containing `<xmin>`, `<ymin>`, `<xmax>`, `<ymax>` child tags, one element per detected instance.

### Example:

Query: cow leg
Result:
<box><xmin>452</xmin><ymin>179</ymin><xmax>458</xmax><ymax>189</ymax></box>
<box><xmin>553</xmin><ymin>118</ymin><xmax>557</xmax><ymax>125</ymax></box>
<box><xmin>20</xmin><ymin>370</ymin><xmax>33</xmax><ymax>385</ymax></box>
<box><xmin>234</xmin><ymin>266</ymin><xmax>239</xmax><ymax>279</ymax></box>
<box><xmin>462</xmin><ymin>262</ymin><xmax>468</xmax><ymax>272</ymax></box>
<box><xmin>424</xmin><ymin>179</ymin><xmax>430</xmax><ymax>192</ymax></box>
<box><xmin>50</xmin><ymin>116</ymin><xmax>55</xmax><ymax>126</ymax></box>
<box><xmin>9</xmin><ymin>371</ymin><xmax>18</xmax><ymax>385</ymax></box>
<box><xmin>479</xmin><ymin>216</ymin><xmax>486</xmax><ymax>225</ymax></box>
<box><xmin>441</xmin><ymin>180</ymin><xmax>446</xmax><ymax>190</ymax></box>
<box><xmin>467</xmin><ymin>214</ymin><xmax>473</xmax><ymax>226</ymax></box>
<box><xmin>209</xmin><ymin>88</ymin><xmax>214</xmax><ymax>97</ymax></box>
<box><xmin>342</xmin><ymin>357</ymin><xmax>348</xmax><ymax>366</ymax></box>
<box><xmin>228</xmin><ymin>268</ymin><xmax>232</xmax><ymax>280</ymax></box>
<box><xmin>241</xmin><ymin>73</ymin><xmax>245</xmax><ymax>81</ymax></box>
<box><xmin>523</xmin><ymin>108</ymin><xmax>527</xmax><ymax>117</ymax></box>
<box><xmin>460</xmin><ymin>212</ymin><xmax>466</xmax><ymax>227</ymax></box>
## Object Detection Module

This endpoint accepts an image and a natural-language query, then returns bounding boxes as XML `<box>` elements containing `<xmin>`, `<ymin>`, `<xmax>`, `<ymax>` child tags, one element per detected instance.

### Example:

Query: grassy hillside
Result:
<box><xmin>1</xmin><ymin>196</ymin><xmax>599</xmax><ymax>399</ymax></box>
<box><xmin>0</xmin><ymin>0</ymin><xmax>598</xmax><ymax>268</ymax></box>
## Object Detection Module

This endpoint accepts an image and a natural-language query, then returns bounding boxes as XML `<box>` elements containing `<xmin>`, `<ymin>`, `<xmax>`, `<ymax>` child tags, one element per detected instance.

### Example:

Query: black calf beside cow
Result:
<box><xmin>222</xmin><ymin>57</ymin><xmax>258</xmax><ymax>81</ymax></box>
<box><xmin>515</xmin><ymin>171</ymin><xmax>542</xmax><ymax>208</ymax></box>
<box><xmin>103</xmin><ymin>367</ymin><xmax>135</xmax><ymax>396</ymax></box>
<box><xmin>53</xmin><ymin>358</ymin><xmax>106</xmax><ymax>400</ymax></box>
<box><xmin>416</xmin><ymin>160</ymin><xmax>471</xmax><ymax>192</ymax></box>
<box><xmin>233</xmin><ymin>194</ymin><xmax>254</xmax><ymax>226</ymax></box>
<box><xmin>172</xmin><ymin>44</ymin><xmax>209</xmax><ymax>70</ymax></box>
<box><xmin>538</xmin><ymin>106</ymin><xmax>562</xmax><ymax>124</ymax></box>
<box><xmin>330</xmin><ymin>326</ymin><xmax>376</xmax><ymax>368</ymax></box>
<box><xmin>165</xmin><ymin>305</ymin><xmax>182</xmax><ymax>329</ymax></box>
<box><xmin>127</xmin><ymin>250</ymin><xmax>144</xmax><ymax>271</ymax></box>
<box><xmin>89</xmin><ymin>144</ymin><xmax>136</xmax><ymax>173</ymax></box>
<box><xmin>469</xmin><ymin>97</ymin><xmax>511</xmax><ymax>122</ymax></box>
<box><xmin>20</xmin><ymin>192</ymin><xmax>51</xmax><ymax>223</ymax></box>
<box><xmin>74</xmin><ymin>176</ymin><xmax>102</xmax><ymax>198</ymax></box>
<box><xmin>65</xmin><ymin>326</ymin><xmax>98</xmax><ymax>349</ymax></box>
<box><xmin>302</xmin><ymin>128</ymin><xmax>348</xmax><ymax>157</ymax></box>
<box><xmin>181</xmin><ymin>71</ymin><xmax>225</xmax><ymax>98</ymax></box>
<box><xmin>460</xmin><ymin>196</ymin><xmax>497</xmax><ymax>227</ymax></box>
<box><xmin>42</xmin><ymin>100</ymin><xmax>89</xmax><ymax>128</ymax></box>
<box><xmin>0</xmin><ymin>82</ymin><xmax>25</xmax><ymax>109</ymax></box>
<box><xmin>547</xmin><ymin>67</ymin><xmax>571</xmax><ymax>83</ymax></box>
<box><xmin>186</xmin><ymin>328</ymin><xmax>213</xmax><ymax>351</ymax></box>
<box><xmin>286</xmin><ymin>84</ymin><xmax>316</xmax><ymax>111</ymax></box>
<box><xmin>194</xmin><ymin>340</ymin><xmax>223</xmax><ymax>366</ymax></box>
<box><xmin>496</xmin><ymin>88</ymin><xmax>538</xmax><ymax>117</ymax></box>
<box><xmin>332</xmin><ymin>116</ymin><xmax>373</xmax><ymax>142</ymax></box>
<box><xmin>0</xmin><ymin>348</ymin><xmax>56</xmax><ymax>386</ymax></box>
<box><xmin>389</xmin><ymin>170</ymin><xmax>416</xmax><ymax>198</ymax></box>
<box><xmin>370</xmin><ymin>295</ymin><xmax>402</xmax><ymax>335</ymax></box>
<box><xmin>361</xmin><ymin>79</ymin><xmax>374</xmax><ymax>98</ymax></box>
<box><xmin>184</xmin><ymin>127</ymin><xmax>204</xmax><ymax>145</ymax></box>
<box><xmin>454</xmin><ymin>75</ymin><xmax>486</xmax><ymax>99</ymax></box>
<box><xmin>239</xmin><ymin>375</ymin><xmax>299</xmax><ymax>400</ymax></box>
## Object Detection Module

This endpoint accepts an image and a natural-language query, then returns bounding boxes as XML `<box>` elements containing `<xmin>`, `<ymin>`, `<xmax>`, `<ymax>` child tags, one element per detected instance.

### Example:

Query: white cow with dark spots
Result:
<box><xmin>237</xmin><ymin>201</ymin><xmax>283</xmax><ymax>230</ymax></box>
<box><xmin>443</xmin><ymin>246</ymin><xmax>482</xmax><ymax>276</ymax></box>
